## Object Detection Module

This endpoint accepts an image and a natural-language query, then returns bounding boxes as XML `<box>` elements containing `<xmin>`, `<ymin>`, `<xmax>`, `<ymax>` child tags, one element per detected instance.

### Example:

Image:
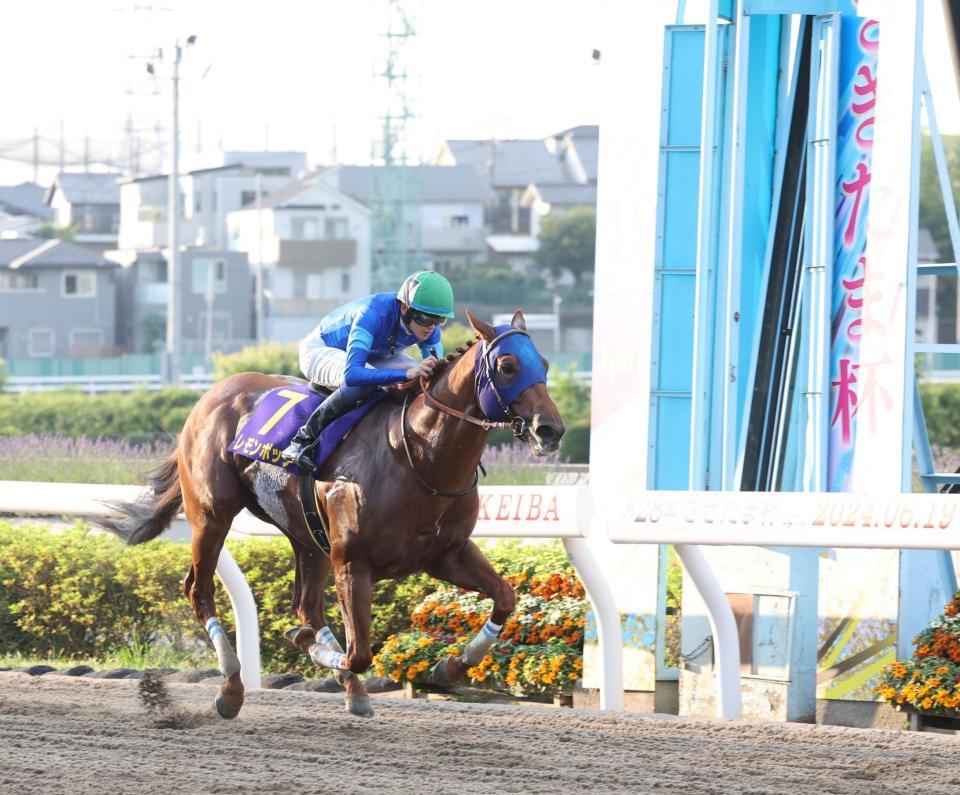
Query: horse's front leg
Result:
<box><xmin>331</xmin><ymin>560</ymin><xmax>375</xmax><ymax>717</ymax></box>
<box><xmin>284</xmin><ymin>543</ymin><xmax>363</xmax><ymax>695</ymax></box>
<box><xmin>426</xmin><ymin>539</ymin><xmax>516</xmax><ymax>686</ymax></box>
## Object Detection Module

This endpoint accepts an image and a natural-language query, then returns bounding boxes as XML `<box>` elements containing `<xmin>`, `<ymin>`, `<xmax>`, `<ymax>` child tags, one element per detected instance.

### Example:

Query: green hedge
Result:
<box><xmin>3</xmin><ymin>523</ymin><xmax>585</xmax><ymax>676</ymax></box>
<box><xmin>0</xmin><ymin>389</ymin><xmax>198</xmax><ymax>442</ymax></box>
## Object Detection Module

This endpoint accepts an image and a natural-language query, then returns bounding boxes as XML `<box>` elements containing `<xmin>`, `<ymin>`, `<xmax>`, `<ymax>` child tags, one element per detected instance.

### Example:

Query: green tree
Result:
<box><xmin>534</xmin><ymin>206</ymin><xmax>597</xmax><ymax>287</ymax></box>
<box><xmin>30</xmin><ymin>222</ymin><xmax>75</xmax><ymax>241</ymax></box>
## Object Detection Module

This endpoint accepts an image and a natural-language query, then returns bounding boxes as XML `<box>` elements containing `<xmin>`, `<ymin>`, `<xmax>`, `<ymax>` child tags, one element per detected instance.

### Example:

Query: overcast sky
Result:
<box><xmin>0</xmin><ymin>0</ymin><xmax>957</xmax><ymax>185</ymax></box>
<box><xmin>0</xmin><ymin>0</ymin><xmax>606</xmax><ymax>184</ymax></box>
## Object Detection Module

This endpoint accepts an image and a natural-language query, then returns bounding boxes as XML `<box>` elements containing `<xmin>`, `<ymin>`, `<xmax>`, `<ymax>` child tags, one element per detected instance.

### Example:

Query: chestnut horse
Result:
<box><xmin>101</xmin><ymin>310</ymin><xmax>564</xmax><ymax>718</ymax></box>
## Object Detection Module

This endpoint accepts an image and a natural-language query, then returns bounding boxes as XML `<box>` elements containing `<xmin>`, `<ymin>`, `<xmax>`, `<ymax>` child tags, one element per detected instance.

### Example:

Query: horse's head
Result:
<box><xmin>467</xmin><ymin>309</ymin><xmax>566</xmax><ymax>456</ymax></box>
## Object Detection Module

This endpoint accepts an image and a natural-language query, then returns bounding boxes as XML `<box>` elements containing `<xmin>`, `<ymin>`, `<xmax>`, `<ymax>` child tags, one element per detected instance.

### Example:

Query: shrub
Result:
<box><xmin>0</xmin><ymin>357</ymin><xmax>6</xmax><ymax>393</ymax></box>
<box><xmin>0</xmin><ymin>522</ymin><xmax>446</xmax><ymax>675</ymax></box>
<box><xmin>876</xmin><ymin>589</ymin><xmax>960</xmax><ymax>712</ymax></box>
<box><xmin>372</xmin><ymin>549</ymin><xmax>588</xmax><ymax>693</ymax></box>
<box><xmin>0</xmin><ymin>524</ymin><xmax>133</xmax><ymax>657</ymax></box>
<box><xmin>213</xmin><ymin>342</ymin><xmax>300</xmax><ymax>381</ymax></box>
<box><xmin>0</xmin><ymin>389</ymin><xmax>197</xmax><ymax>441</ymax></box>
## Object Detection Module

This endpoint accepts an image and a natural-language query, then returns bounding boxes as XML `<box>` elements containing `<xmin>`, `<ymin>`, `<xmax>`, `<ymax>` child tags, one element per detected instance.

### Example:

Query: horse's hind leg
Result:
<box><xmin>180</xmin><ymin>458</ymin><xmax>246</xmax><ymax>719</ymax></box>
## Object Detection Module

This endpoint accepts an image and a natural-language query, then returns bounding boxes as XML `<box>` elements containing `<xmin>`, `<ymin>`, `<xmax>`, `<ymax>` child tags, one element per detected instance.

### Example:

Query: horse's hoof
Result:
<box><xmin>283</xmin><ymin>626</ymin><xmax>300</xmax><ymax>644</ymax></box>
<box><xmin>431</xmin><ymin>655</ymin><xmax>463</xmax><ymax>687</ymax></box>
<box><xmin>214</xmin><ymin>694</ymin><xmax>242</xmax><ymax>720</ymax></box>
<box><xmin>345</xmin><ymin>696</ymin><xmax>374</xmax><ymax>717</ymax></box>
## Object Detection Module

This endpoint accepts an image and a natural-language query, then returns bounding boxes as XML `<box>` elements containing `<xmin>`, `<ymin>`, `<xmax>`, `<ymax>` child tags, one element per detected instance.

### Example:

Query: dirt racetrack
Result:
<box><xmin>2</xmin><ymin>671</ymin><xmax>960</xmax><ymax>794</ymax></box>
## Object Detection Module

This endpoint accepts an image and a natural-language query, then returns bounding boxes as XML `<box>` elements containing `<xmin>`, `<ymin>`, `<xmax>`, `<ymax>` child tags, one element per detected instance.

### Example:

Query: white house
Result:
<box><xmin>117</xmin><ymin>152</ymin><xmax>307</xmax><ymax>252</ymax></box>
<box><xmin>226</xmin><ymin>172</ymin><xmax>371</xmax><ymax>341</ymax></box>
<box><xmin>44</xmin><ymin>172</ymin><xmax>122</xmax><ymax>251</ymax></box>
<box><xmin>318</xmin><ymin>164</ymin><xmax>491</xmax><ymax>276</ymax></box>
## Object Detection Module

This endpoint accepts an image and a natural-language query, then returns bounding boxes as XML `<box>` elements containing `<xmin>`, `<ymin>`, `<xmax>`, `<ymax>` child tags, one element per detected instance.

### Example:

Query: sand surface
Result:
<box><xmin>2</xmin><ymin>671</ymin><xmax>959</xmax><ymax>794</ymax></box>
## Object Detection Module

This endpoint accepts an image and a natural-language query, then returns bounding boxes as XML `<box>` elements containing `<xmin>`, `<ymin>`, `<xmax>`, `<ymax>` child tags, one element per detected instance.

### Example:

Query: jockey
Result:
<box><xmin>280</xmin><ymin>269</ymin><xmax>455</xmax><ymax>470</ymax></box>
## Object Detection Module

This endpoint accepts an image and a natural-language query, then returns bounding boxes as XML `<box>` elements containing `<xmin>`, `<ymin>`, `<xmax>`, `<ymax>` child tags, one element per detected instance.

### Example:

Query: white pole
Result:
<box><xmin>215</xmin><ymin>547</ymin><xmax>262</xmax><ymax>690</ymax></box>
<box><xmin>166</xmin><ymin>40</ymin><xmax>182</xmax><ymax>386</ymax></box>
<box><xmin>563</xmin><ymin>536</ymin><xmax>624</xmax><ymax>711</ymax></box>
<box><xmin>674</xmin><ymin>543</ymin><xmax>742</xmax><ymax>719</ymax></box>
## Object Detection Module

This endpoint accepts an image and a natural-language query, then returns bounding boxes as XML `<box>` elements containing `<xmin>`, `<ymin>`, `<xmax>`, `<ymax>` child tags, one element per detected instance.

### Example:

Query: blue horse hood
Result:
<box><xmin>474</xmin><ymin>325</ymin><xmax>548</xmax><ymax>421</ymax></box>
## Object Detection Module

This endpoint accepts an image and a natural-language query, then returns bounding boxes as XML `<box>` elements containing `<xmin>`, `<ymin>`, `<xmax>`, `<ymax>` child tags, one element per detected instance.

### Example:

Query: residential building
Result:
<box><xmin>318</xmin><ymin>164</ymin><xmax>491</xmax><ymax>276</ymax></box>
<box><xmin>117</xmin><ymin>151</ymin><xmax>307</xmax><ymax>252</ymax></box>
<box><xmin>44</xmin><ymin>172</ymin><xmax>122</xmax><ymax>252</ymax></box>
<box><xmin>113</xmin><ymin>249</ymin><xmax>254</xmax><ymax>358</ymax></box>
<box><xmin>437</xmin><ymin>126</ymin><xmax>598</xmax><ymax>278</ymax></box>
<box><xmin>0</xmin><ymin>239</ymin><xmax>118</xmax><ymax>359</ymax></box>
<box><xmin>437</xmin><ymin>139</ymin><xmax>567</xmax><ymax>235</ymax></box>
<box><xmin>0</xmin><ymin>182</ymin><xmax>53</xmax><ymax>238</ymax></box>
<box><xmin>226</xmin><ymin>172</ymin><xmax>371</xmax><ymax>341</ymax></box>
<box><xmin>109</xmin><ymin>152</ymin><xmax>306</xmax><ymax>355</ymax></box>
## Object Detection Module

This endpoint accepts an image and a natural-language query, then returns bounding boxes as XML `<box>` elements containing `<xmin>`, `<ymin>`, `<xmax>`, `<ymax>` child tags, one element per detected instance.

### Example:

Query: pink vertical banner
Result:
<box><xmin>828</xmin><ymin>14</ymin><xmax>879</xmax><ymax>491</ymax></box>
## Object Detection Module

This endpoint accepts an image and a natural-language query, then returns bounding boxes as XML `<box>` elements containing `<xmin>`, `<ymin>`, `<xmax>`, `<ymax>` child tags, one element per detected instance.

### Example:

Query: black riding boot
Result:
<box><xmin>281</xmin><ymin>387</ymin><xmax>358</xmax><ymax>470</ymax></box>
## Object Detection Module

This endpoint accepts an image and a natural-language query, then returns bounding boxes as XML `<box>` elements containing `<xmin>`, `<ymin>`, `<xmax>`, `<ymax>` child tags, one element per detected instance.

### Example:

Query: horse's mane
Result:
<box><xmin>426</xmin><ymin>334</ymin><xmax>481</xmax><ymax>383</ymax></box>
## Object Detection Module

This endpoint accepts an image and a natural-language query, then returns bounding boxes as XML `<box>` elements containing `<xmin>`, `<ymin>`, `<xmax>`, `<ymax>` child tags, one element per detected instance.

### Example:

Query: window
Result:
<box><xmin>341</xmin><ymin>272</ymin><xmax>351</xmax><ymax>293</ymax></box>
<box><xmin>69</xmin><ymin>329</ymin><xmax>104</xmax><ymax>356</ymax></box>
<box><xmin>0</xmin><ymin>328</ymin><xmax>8</xmax><ymax>358</ymax></box>
<box><xmin>192</xmin><ymin>258</ymin><xmax>227</xmax><ymax>294</ymax></box>
<box><xmin>291</xmin><ymin>217</ymin><xmax>319</xmax><ymax>240</ymax></box>
<box><xmin>28</xmin><ymin>328</ymin><xmax>55</xmax><ymax>357</ymax></box>
<box><xmin>62</xmin><ymin>270</ymin><xmax>96</xmax><ymax>298</ymax></box>
<box><xmin>306</xmin><ymin>273</ymin><xmax>324</xmax><ymax>300</ymax></box>
<box><xmin>241</xmin><ymin>190</ymin><xmax>267</xmax><ymax>208</ymax></box>
<box><xmin>0</xmin><ymin>272</ymin><xmax>39</xmax><ymax>290</ymax></box>
<box><xmin>194</xmin><ymin>193</ymin><xmax>202</xmax><ymax>213</ymax></box>
<box><xmin>75</xmin><ymin>204</ymin><xmax>119</xmax><ymax>234</ymax></box>
<box><xmin>325</xmin><ymin>217</ymin><xmax>349</xmax><ymax>240</ymax></box>
<box><xmin>449</xmin><ymin>215</ymin><xmax>469</xmax><ymax>227</ymax></box>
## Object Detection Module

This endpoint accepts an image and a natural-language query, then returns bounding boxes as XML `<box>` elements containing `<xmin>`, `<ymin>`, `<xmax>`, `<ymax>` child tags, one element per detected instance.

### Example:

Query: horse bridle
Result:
<box><xmin>399</xmin><ymin>328</ymin><xmax>532</xmax><ymax>497</ymax></box>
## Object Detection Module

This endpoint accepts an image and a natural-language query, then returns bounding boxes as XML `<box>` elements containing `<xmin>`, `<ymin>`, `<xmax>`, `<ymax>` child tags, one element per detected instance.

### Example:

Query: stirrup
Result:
<box><xmin>281</xmin><ymin>439</ymin><xmax>315</xmax><ymax>470</ymax></box>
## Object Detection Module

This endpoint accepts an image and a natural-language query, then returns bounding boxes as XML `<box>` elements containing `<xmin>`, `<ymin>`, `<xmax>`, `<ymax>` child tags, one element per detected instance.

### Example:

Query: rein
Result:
<box><xmin>400</xmin><ymin>392</ymin><xmax>480</xmax><ymax>498</ymax></box>
<box><xmin>397</xmin><ymin>328</ymin><xmax>531</xmax><ymax>497</ymax></box>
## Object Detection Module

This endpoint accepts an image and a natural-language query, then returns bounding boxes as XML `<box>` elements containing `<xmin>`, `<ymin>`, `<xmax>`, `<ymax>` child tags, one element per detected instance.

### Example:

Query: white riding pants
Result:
<box><xmin>299</xmin><ymin>333</ymin><xmax>416</xmax><ymax>390</ymax></box>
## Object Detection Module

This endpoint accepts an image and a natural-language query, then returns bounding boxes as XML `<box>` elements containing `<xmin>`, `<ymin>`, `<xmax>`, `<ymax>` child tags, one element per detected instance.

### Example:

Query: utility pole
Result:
<box><xmin>255</xmin><ymin>172</ymin><xmax>265</xmax><ymax>345</ymax></box>
<box><xmin>165</xmin><ymin>37</ymin><xmax>192</xmax><ymax>386</ymax></box>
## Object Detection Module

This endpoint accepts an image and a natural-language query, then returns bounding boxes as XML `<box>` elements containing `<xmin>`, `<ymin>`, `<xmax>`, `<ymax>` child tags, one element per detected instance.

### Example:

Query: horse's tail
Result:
<box><xmin>98</xmin><ymin>449</ymin><xmax>183</xmax><ymax>545</ymax></box>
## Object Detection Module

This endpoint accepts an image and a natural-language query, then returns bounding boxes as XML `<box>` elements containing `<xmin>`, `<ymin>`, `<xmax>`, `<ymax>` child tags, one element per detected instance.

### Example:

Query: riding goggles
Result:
<box><xmin>407</xmin><ymin>310</ymin><xmax>447</xmax><ymax>328</ymax></box>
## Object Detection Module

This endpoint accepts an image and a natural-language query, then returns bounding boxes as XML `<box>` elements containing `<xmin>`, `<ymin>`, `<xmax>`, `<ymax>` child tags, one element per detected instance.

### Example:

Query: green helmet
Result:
<box><xmin>397</xmin><ymin>270</ymin><xmax>455</xmax><ymax>319</ymax></box>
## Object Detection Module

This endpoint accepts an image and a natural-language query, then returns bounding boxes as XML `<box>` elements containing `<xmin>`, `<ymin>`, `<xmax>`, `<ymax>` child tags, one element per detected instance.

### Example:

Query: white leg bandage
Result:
<box><xmin>206</xmin><ymin>617</ymin><xmax>241</xmax><ymax>678</ymax></box>
<box><xmin>315</xmin><ymin>625</ymin><xmax>344</xmax><ymax>652</ymax></box>
<box><xmin>461</xmin><ymin>618</ymin><xmax>503</xmax><ymax>666</ymax></box>
<box><xmin>310</xmin><ymin>646</ymin><xmax>348</xmax><ymax>670</ymax></box>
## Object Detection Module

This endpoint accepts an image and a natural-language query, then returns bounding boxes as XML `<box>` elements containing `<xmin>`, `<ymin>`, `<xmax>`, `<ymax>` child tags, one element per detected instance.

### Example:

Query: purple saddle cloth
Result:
<box><xmin>228</xmin><ymin>383</ymin><xmax>385</xmax><ymax>471</ymax></box>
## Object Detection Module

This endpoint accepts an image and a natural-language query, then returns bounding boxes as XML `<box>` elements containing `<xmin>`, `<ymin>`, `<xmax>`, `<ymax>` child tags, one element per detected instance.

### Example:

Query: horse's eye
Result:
<box><xmin>499</xmin><ymin>361</ymin><xmax>517</xmax><ymax>376</ymax></box>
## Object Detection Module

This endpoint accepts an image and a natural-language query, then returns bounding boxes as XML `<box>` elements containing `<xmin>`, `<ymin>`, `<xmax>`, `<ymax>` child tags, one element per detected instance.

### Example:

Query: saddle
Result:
<box><xmin>228</xmin><ymin>383</ymin><xmax>386</xmax><ymax>555</ymax></box>
<box><xmin>228</xmin><ymin>383</ymin><xmax>385</xmax><ymax>472</ymax></box>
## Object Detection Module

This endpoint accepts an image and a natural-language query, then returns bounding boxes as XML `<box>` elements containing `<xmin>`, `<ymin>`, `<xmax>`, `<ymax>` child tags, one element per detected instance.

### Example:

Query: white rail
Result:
<box><xmin>0</xmin><ymin>480</ymin><xmax>622</xmax><ymax>709</ymax></box>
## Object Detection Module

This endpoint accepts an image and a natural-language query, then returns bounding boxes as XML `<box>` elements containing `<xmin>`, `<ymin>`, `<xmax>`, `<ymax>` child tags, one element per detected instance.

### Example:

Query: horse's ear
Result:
<box><xmin>511</xmin><ymin>310</ymin><xmax>526</xmax><ymax>331</ymax></box>
<box><xmin>466</xmin><ymin>308</ymin><xmax>496</xmax><ymax>342</ymax></box>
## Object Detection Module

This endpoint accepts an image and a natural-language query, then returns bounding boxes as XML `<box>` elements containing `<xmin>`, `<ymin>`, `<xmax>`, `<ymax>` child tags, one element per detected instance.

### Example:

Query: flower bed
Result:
<box><xmin>876</xmin><ymin>590</ymin><xmax>960</xmax><ymax>713</ymax></box>
<box><xmin>372</xmin><ymin>572</ymin><xmax>587</xmax><ymax>694</ymax></box>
